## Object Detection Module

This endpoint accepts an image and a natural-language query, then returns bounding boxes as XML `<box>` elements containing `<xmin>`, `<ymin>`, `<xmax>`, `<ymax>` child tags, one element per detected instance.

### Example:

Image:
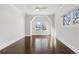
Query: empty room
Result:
<box><xmin>0</xmin><ymin>4</ymin><xmax>79</xmax><ymax>54</ymax></box>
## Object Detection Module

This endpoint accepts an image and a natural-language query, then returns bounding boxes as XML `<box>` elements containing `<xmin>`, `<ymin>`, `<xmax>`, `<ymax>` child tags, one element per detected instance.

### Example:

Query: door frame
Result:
<box><xmin>30</xmin><ymin>16</ymin><xmax>55</xmax><ymax>49</ymax></box>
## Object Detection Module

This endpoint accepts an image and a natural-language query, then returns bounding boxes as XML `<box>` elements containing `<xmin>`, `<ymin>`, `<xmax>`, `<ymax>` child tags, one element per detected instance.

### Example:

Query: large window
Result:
<box><xmin>35</xmin><ymin>22</ymin><xmax>47</xmax><ymax>31</ymax></box>
<box><xmin>63</xmin><ymin>8</ymin><xmax>79</xmax><ymax>26</ymax></box>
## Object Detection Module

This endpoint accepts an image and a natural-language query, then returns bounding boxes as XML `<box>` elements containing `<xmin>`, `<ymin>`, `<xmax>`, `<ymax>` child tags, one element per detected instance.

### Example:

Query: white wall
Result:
<box><xmin>0</xmin><ymin>5</ymin><xmax>25</xmax><ymax>50</ymax></box>
<box><xmin>48</xmin><ymin>15</ymin><xmax>55</xmax><ymax>37</ymax></box>
<box><xmin>25</xmin><ymin>15</ymin><xmax>34</xmax><ymax>36</ymax></box>
<box><xmin>55</xmin><ymin>4</ymin><xmax>79</xmax><ymax>53</ymax></box>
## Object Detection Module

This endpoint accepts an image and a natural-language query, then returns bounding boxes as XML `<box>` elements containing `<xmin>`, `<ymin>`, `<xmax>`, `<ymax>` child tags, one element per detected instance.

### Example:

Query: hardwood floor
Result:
<box><xmin>0</xmin><ymin>36</ymin><xmax>75</xmax><ymax>54</ymax></box>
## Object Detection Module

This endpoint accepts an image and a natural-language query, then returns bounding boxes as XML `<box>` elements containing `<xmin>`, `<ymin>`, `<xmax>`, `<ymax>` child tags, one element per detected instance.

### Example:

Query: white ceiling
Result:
<box><xmin>13</xmin><ymin>4</ymin><xmax>63</xmax><ymax>15</ymax></box>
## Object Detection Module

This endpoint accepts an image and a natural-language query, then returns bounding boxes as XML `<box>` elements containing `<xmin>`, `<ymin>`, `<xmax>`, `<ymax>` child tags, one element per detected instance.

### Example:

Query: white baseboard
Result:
<box><xmin>0</xmin><ymin>35</ymin><xmax>25</xmax><ymax>51</ymax></box>
<box><xmin>57</xmin><ymin>37</ymin><xmax>79</xmax><ymax>54</ymax></box>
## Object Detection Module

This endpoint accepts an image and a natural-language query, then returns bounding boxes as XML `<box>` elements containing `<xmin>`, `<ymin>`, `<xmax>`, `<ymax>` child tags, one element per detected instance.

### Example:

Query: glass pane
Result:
<box><xmin>63</xmin><ymin>8</ymin><xmax>79</xmax><ymax>25</ymax></box>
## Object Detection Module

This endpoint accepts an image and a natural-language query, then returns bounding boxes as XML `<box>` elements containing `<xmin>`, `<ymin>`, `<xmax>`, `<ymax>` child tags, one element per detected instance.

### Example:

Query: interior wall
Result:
<box><xmin>0</xmin><ymin>5</ymin><xmax>25</xmax><ymax>50</ymax></box>
<box><xmin>25</xmin><ymin>15</ymin><xmax>34</xmax><ymax>36</ymax></box>
<box><xmin>48</xmin><ymin>15</ymin><xmax>55</xmax><ymax>37</ymax></box>
<box><xmin>55</xmin><ymin>4</ymin><xmax>79</xmax><ymax>53</ymax></box>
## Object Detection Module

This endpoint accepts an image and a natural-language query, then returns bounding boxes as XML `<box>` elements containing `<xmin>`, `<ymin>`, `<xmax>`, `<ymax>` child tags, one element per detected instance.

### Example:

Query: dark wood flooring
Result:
<box><xmin>0</xmin><ymin>36</ymin><xmax>75</xmax><ymax>54</ymax></box>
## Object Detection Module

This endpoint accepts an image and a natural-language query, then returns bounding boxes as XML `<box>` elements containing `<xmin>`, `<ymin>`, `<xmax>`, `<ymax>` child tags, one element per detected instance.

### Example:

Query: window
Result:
<box><xmin>63</xmin><ymin>8</ymin><xmax>79</xmax><ymax>26</ymax></box>
<box><xmin>35</xmin><ymin>22</ymin><xmax>47</xmax><ymax>31</ymax></box>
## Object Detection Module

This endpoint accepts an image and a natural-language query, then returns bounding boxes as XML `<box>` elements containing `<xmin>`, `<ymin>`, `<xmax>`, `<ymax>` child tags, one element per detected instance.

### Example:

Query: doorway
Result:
<box><xmin>30</xmin><ymin>16</ymin><xmax>55</xmax><ymax>53</ymax></box>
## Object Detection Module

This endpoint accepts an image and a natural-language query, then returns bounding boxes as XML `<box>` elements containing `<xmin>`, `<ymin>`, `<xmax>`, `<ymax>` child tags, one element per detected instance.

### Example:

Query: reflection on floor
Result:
<box><xmin>0</xmin><ymin>36</ymin><xmax>75</xmax><ymax>54</ymax></box>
